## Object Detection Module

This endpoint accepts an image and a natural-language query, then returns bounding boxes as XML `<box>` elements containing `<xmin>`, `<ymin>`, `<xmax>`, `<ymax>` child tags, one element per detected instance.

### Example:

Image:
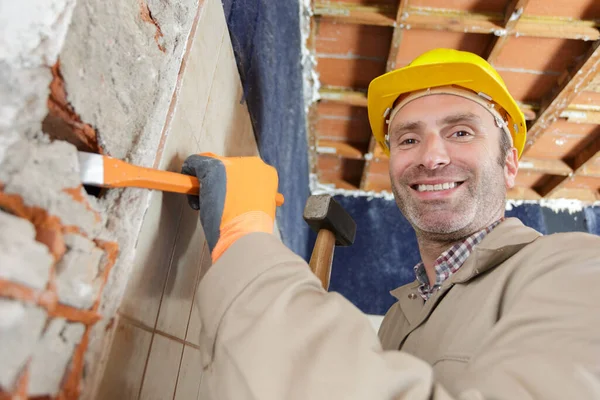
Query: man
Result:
<box><xmin>182</xmin><ymin>49</ymin><xmax>600</xmax><ymax>399</ymax></box>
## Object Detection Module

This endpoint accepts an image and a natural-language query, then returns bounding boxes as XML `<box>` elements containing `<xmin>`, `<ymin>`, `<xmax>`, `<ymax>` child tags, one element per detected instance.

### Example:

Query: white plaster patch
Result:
<box><xmin>0</xmin><ymin>210</ymin><xmax>54</xmax><ymax>290</ymax></box>
<box><xmin>0</xmin><ymin>300</ymin><xmax>47</xmax><ymax>391</ymax></box>
<box><xmin>29</xmin><ymin>318</ymin><xmax>86</xmax><ymax>396</ymax></box>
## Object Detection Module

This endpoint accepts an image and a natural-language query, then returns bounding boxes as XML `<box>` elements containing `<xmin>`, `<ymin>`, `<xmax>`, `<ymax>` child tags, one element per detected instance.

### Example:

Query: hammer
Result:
<box><xmin>303</xmin><ymin>194</ymin><xmax>356</xmax><ymax>290</ymax></box>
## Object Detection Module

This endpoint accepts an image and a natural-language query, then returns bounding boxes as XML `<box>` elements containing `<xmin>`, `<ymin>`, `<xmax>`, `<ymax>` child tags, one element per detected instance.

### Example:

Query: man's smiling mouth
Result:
<box><xmin>411</xmin><ymin>181</ymin><xmax>464</xmax><ymax>192</ymax></box>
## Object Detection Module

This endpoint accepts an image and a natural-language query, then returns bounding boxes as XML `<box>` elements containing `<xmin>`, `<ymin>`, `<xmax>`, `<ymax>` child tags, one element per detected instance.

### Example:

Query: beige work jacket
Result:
<box><xmin>196</xmin><ymin>218</ymin><xmax>600</xmax><ymax>399</ymax></box>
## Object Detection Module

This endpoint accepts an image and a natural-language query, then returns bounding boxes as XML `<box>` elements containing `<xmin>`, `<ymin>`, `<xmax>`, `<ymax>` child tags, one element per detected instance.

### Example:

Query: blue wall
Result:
<box><xmin>222</xmin><ymin>0</ymin><xmax>311</xmax><ymax>257</ymax></box>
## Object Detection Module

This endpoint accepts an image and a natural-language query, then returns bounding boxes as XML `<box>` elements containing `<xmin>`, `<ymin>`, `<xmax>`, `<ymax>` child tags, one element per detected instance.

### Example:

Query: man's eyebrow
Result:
<box><xmin>437</xmin><ymin>113</ymin><xmax>482</xmax><ymax>127</ymax></box>
<box><xmin>389</xmin><ymin>121</ymin><xmax>425</xmax><ymax>137</ymax></box>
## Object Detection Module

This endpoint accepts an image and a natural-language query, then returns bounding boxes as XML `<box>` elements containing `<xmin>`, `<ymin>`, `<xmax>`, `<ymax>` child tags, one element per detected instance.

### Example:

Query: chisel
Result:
<box><xmin>77</xmin><ymin>151</ymin><xmax>285</xmax><ymax>206</ymax></box>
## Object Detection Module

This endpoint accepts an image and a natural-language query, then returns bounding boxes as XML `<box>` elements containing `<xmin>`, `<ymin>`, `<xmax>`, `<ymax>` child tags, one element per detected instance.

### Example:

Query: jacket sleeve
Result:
<box><xmin>452</xmin><ymin>233</ymin><xmax>600</xmax><ymax>400</ymax></box>
<box><xmin>195</xmin><ymin>233</ymin><xmax>453</xmax><ymax>400</ymax></box>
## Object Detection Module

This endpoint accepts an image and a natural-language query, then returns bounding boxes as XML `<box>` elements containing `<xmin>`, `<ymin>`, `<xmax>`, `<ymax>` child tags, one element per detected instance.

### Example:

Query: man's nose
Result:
<box><xmin>419</xmin><ymin>134</ymin><xmax>450</xmax><ymax>170</ymax></box>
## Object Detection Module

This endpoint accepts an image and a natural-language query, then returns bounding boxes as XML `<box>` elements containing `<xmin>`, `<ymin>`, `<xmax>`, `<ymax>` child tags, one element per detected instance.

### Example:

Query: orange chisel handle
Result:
<box><xmin>103</xmin><ymin>156</ymin><xmax>285</xmax><ymax>206</ymax></box>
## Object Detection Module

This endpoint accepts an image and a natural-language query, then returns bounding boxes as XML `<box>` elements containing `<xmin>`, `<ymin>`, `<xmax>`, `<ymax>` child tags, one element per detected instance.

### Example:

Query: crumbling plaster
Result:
<box><xmin>0</xmin><ymin>0</ymin><xmax>201</xmax><ymax>396</ymax></box>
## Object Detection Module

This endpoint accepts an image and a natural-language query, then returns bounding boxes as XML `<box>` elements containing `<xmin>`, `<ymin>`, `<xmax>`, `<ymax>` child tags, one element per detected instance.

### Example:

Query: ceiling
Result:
<box><xmin>307</xmin><ymin>0</ymin><xmax>600</xmax><ymax>202</ymax></box>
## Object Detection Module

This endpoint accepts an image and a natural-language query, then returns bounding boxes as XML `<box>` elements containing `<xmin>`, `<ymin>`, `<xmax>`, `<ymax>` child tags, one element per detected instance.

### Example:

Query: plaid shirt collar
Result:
<box><xmin>414</xmin><ymin>219</ymin><xmax>504</xmax><ymax>301</ymax></box>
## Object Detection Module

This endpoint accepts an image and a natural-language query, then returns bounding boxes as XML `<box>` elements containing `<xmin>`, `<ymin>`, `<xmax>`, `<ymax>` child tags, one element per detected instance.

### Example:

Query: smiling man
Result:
<box><xmin>182</xmin><ymin>49</ymin><xmax>600</xmax><ymax>399</ymax></box>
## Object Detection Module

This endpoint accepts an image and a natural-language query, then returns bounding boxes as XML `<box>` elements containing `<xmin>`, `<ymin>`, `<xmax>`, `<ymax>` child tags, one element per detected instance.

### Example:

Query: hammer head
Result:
<box><xmin>303</xmin><ymin>194</ymin><xmax>356</xmax><ymax>246</ymax></box>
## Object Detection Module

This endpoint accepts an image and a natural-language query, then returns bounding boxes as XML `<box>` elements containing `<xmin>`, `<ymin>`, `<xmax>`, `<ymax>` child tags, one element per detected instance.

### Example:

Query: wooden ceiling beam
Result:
<box><xmin>507</xmin><ymin>187</ymin><xmax>542</xmax><ymax>200</ymax></box>
<box><xmin>313</xmin><ymin>2</ymin><xmax>600</xmax><ymax>40</ymax></box>
<box><xmin>319</xmin><ymin>86</ymin><xmax>368</xmax><ymax>107</ymax></box>
<box><xmin>386</xmin><ymin>0</ymin><xmax>410</xmax><ymax>72</ymax></box>
<box><xmin>313</xmin><ymin>2</ymin><xmax>395</xmax><ymax>26</ymax></box>
<box><xmin>486</xmin><ymin>0</ymin><xmax>530</xmax><ymax>64</ymax></box>
<box><xmin>560</xmin><ymin>109</ymin><xmax>600</xmax><ymax>124</ymax></box>
<box><xmin>316</xmin><ymin>140</ymin><xmax>364</xmax><ymax>159</ymax></box>
<box><xmin>524</xmin><ymin>41</ymin><xmax>600</xmax><ymax>152</ymax></box>
<box><xmin>536</xmin><ymin>134</ymin><xmax>600</xmax><ymax>197</ymax></box>
<box><xmin>545</xmin><ymin>187</ymin><xmax>600</xmax><ymax>202</ymax></box>
<box><xmin>518</xmin><ymin>157</ymin><xmax>573</xmax><ymax>176</ymax></box>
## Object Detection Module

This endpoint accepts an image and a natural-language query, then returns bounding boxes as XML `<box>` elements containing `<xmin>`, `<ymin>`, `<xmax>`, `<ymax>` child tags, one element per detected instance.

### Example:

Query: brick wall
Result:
<box><xmin>0</xmin><ymin>0</ymin><xmax>203</xmax><ymax>397</ymax></box>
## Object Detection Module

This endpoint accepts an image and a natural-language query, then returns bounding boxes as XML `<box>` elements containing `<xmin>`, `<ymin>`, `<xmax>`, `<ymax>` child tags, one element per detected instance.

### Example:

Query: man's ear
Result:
<box><xmin>504</xmin><ymin>147</ymin><xmax>519</xmax><ymax>189</ymax></box>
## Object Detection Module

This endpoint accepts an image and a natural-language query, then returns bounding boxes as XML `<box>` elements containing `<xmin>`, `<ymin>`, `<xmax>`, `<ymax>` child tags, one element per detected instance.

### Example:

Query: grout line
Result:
<box><xmin>117</xmin><ymin>312</ymin><xmax>156</xmax><ymax>333</ymax></box>
<box><xmin>154</xmin><ymin>329</ymin><xmax>202</xmax><ymax>350</ymax></box>
<box><xmin>182</xmin><ymin>241</ymin><xmax>207</xmax><ymax>344</ymax></box>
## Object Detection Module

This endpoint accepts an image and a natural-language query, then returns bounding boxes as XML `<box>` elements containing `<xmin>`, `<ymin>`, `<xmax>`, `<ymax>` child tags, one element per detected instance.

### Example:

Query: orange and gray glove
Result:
<box><xmin>181</xmin><ymin>153</ymin><xmax>283</xmax><ymax>262</ymax></box>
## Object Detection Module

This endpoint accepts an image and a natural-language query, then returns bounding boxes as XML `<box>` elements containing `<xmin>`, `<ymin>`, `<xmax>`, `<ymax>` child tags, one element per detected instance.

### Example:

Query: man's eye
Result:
<box><xmin>452</xmin><ymin>130</ymin><xmax>472</xmax><ymax>138</ymax></box>
<box><xmin>400</xmin><ymin>138</ymin><xmax>417</xmax><ymax>145</ymax></box>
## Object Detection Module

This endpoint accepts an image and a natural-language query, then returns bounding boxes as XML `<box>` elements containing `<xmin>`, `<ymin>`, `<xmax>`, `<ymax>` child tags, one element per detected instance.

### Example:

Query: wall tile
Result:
<box><xmin>194</xmin><ymin>26</ymin><xmax>258</xmax><ymax>157</ymax></box>
<box><xmin>186</xmin><ymin>242</ymin><xmax>211</xmax><ymax>347</ymax></box>
<box><xmin>139</xmin><ymin>333</ymin><xmax>183</xmax><ymax>400</ymax></box>
<box><xmin>164</xmin><ymin>0</ymin><xmax>227</xmax><ymax>167</ymax></box>
<box><xmin>96</xmin><ymin>317</ymin><xmax>153</xmax><ymax>400</ymax></box>
<box><xmin>118</xmin><ymin>190</ymin><xmax>184</xmax><ymax>329</ymax></box>
<box><xmin>174</xmin><ymin>345</ymin><xmax>203</xmax><ymax>400</ymax></box>
<box><xmin>156</xmin><ymin>202</ymin><xmax>206</xmax><ymax>339</ymax></box>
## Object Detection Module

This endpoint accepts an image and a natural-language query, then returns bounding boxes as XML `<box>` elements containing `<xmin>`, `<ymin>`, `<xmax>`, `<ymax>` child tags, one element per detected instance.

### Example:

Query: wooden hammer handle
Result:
<box><xmin>309</xmin><ymin>229</ymin><xmax>336</xmax><ymax>290</ymax></box>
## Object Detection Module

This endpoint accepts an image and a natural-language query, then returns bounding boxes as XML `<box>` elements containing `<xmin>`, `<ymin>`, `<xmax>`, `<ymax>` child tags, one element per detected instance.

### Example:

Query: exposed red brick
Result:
<box><xmin>58</xmin><ymin>329</ymin><xmax>90</xmax><ymax>400</ymax></box>
<box><xmin>45</xmin><ymin>61</ymin><xmax>100</xmax><ymax>154</ymax></box>
<box><xmin>138</xmin><ymin>0</ymin><xmax>166</xmax><ymax>53</ymax></box>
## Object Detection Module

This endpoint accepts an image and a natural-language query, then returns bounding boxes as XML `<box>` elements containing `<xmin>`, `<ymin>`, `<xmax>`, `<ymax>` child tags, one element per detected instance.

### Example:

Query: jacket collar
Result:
<box><xmin>389</xmin><ymin>218</ymin><xmax>541</xmax><ymax>325</ymax></box>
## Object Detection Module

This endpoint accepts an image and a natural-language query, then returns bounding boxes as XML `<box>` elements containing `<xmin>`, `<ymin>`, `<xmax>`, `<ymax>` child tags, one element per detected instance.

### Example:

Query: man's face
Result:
<box><xmin>388</xmin><ymin>93</ymin><xmax>518</xmax><ymax>240</ymax></box>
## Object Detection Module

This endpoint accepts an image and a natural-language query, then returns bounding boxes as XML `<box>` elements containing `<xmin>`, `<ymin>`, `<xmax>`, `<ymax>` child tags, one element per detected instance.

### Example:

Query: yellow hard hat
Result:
<box><xmin>367</xmin><ymin>48</ymin><xmax>527</xmax><ymax>158</ymax></box>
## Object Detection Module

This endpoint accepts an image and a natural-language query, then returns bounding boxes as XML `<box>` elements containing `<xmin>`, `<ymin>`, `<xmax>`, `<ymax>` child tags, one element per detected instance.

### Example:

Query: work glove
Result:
<box><xmin>181</xmin><ymin>153</ymin><xmax>283</xmax><ymax>262</ymax></box>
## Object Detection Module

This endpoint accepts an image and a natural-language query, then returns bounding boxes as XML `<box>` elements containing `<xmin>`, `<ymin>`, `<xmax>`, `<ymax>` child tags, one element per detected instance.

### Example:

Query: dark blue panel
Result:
<box><xmin>585</xmin><ymin>206</ymin><xmax>600</xmax><ymax>235</ymax></box>
<box><xmin>324</xmin><ymin>196</ymin><xmax>420</xmax><ymax>315</ymax></box>
<box><xmin>221</xmin><ymin>0</ymin><xmax>311</xmax><ymax>257</ymax></box>
<box><xmin>505</xmin><ymin>203</ymin><xmax>547</xmax><ymax>235</ymax></box>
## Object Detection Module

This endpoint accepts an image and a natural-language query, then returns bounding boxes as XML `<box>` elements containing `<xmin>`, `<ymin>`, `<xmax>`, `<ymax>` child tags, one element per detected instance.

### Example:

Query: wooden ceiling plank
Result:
<box><xmin>486</xmin><ymin>0</ymin><xmax>530</xmax><ymax>64</ymax></box>
<box><xmin>507</xmin><ymin>186</ymin><xmax>542</xmax><ymax>200</ymax></box>
<box><xmin>537</xmin><ymin>134</ymin><xmax>600</xmax><ymax>197</ymax></box>
<box><xmin>518</xmin><ymin>157</ymin><xmax>572</xmax><ymax>176</ymax></box>
<box><xmin>561</xmin><ymin>109</ymin><xmax>600</xmax><ymax>124</ymax></box>
<box><xmin>319</xmin><ymin>86</ymin><xmax>368</xmax><ymax>107</ymax></box>
<box><xmin>515</xmin><ymin>19</ymin><xmax>599</xmax><ymax>41</ymax></box>
<box><xmin>524</xmin><ymin>41</ymin><xmax>600</xmax><ymax>152</ymax></box>
<box><xmin>313</xmin><ymin>2</ymin><xmax>600</xmax><ymax>40</ymax></box>
<box><xmin>579</xmin><ymin>153</ymin><xmax>600</xmax><ymax>178</ymax></box>
<box><xmin>313</xmin><ymin>2</ymin><xmax>395</xmax><ymax>26</ymax></box>
<box><xmin>386</xmin><ymin>0</ymin><xmax>410</xmax><ymax>71</ymax></box>
<box><xmin>545</xmin><ymin>187</ymin><xmax>600</xmax><ymax>202</ymax></box>
<box><xmin>316</xmin><ymin>140</ymin><xmax>364</xmax><ymax>159</ymax></box>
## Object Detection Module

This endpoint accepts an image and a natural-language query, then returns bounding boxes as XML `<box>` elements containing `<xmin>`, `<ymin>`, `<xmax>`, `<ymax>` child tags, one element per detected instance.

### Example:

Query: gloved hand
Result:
<box><xmin>181</xmin><ymin>153</ymin><xmax>283</xmax><ymax>262</ymax></box>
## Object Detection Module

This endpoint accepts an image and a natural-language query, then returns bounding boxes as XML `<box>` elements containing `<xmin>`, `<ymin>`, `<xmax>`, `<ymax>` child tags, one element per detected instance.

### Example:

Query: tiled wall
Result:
<box><xmin>94</xmin><ymin>0</ymin><xmax>260</xmax><ymax>397</ymax></box>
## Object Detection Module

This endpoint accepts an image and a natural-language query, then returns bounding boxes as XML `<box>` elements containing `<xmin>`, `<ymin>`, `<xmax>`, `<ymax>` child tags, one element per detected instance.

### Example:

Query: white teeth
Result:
<box><xmin>417</xmin><ymin>182</ymin><xmax>458</xmax><ymax>192</ymax></box>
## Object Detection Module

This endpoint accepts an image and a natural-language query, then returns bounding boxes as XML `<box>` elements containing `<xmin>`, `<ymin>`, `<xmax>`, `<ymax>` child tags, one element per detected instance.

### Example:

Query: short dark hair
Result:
<box><xmin>498</xmin><ymin>129</ymin><xmax>512</xmax><ymax>166</ymax></box>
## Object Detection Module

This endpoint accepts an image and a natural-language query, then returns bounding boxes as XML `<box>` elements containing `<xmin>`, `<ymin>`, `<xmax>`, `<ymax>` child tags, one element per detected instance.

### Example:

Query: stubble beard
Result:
<box><xmin>391</xmin><ymin>162</ymin><xmax>506</xmax><ymax>242</ymax></box>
